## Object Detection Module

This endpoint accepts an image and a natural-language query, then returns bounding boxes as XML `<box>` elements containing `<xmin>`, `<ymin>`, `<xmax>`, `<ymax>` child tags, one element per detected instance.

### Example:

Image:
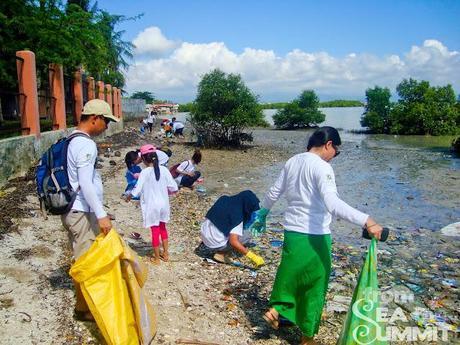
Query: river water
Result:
<box><xmin>175</xmin><ymin>108</ymin><xmax>459</xmax><ymax>232</ymax></box>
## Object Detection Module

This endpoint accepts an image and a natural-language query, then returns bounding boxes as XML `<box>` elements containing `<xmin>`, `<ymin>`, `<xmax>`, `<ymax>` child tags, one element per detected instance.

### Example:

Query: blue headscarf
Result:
<box><xmin>206</xmin><ymin>190</ymin><xmax>260</xmax><ymax>236</ymax></box>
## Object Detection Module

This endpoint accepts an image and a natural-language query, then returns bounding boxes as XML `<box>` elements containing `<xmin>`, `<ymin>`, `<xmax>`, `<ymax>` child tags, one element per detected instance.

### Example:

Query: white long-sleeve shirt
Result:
<box><xmin>67</xmin><ymin>131</ymin><xmax>106</xmax><ymax>219</ymax></box>
<box><xmin>261</xmin><ymin>152</ymin><xmax>368</xmax><ymax>235</ymax></box>
<box><xmin>131</xmin><ymin>166</ymin><xmax>178</xmax><ymax>228</ymax></box>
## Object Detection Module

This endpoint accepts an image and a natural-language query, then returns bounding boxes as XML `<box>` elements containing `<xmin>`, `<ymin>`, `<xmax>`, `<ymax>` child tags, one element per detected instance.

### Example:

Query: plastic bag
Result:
<box><xmin>121</xmin><ymin>240</ymin><xmax>157</xmax><ymax>344</ymax></box>
<box><xmin>70</xmin><ymin>230</ymin><xmax>156</xmax><ymax>345</ymax></box>
<box><xmin>337</xmin><ymin>239</ymin><xmax>387</xmax><ymax>345</ymax></box>
<box><xmin>249</xmin><ymin>208</ymin><xmax>269</xmax><ymax>237</ymax></box>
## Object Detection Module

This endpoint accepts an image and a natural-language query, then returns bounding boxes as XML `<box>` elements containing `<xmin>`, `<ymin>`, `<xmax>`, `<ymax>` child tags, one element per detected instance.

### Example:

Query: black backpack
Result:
<box><xmin>36</xmin><ymin>132</ymin><xmax>88</xmax><ymax>216</ymax></box>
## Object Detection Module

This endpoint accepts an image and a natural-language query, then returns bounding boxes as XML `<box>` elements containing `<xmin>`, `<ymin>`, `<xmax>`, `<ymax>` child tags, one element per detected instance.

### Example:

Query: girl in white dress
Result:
<box><xmin>128</xmin><ymin>144</ymin><xmax>178</xmax><ymax>264</ymax></box>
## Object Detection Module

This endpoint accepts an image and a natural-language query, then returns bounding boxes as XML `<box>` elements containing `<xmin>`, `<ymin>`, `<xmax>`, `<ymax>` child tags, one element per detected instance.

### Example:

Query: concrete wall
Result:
<box><xmin>0</xmin><ymin>120</ymin><xmax>124</xmax><ymax>187</ymax></box>
<box><xmin>122</xmin><ymin>98</ymin><xmax>146</xmax><ymax>120</ymax></box>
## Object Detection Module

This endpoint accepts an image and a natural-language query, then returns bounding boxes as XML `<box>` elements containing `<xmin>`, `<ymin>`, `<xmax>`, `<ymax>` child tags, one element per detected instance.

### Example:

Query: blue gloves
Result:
<box><xmin>249</xmin><ymin>208</ymin><xmax>270</xmax><ymax>236</ymax></box>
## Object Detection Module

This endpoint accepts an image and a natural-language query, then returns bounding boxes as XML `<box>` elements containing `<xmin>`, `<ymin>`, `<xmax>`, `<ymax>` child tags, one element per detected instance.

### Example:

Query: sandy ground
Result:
<box><xmin>0</xmin><ymin>127</ymin><xmax>299</xmax><ymax>345</ymax></box>
<box><xmin>0</xmin><ymin>124</ymin><xmax>459</xmax><ymax>345</ymax></box>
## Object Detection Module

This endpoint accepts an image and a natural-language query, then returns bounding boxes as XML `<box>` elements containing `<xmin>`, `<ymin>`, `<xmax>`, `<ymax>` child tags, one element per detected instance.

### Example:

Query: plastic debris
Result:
<box><xmin>441</xmin><ymin>278</ymin><xmax>458</xmax><ymax>288</ymax></box>
<box><xmin>269</xmin><ymin>239</ymin><xmax>283</xmax><ymax>248</ymax></box>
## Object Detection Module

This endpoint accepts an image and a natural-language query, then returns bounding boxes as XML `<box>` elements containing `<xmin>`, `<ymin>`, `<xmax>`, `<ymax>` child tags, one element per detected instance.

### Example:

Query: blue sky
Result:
<box><xmin>98</xmin><ymin>0</ymin><xmax>460</xmax><ymax>102</ymax></box>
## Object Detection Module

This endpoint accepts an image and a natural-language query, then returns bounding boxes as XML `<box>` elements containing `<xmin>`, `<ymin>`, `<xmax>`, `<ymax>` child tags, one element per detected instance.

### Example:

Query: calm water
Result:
<box><xmin>263</xmin><ymin>107</ymin><xmax>364</xmax><ymax>131</ymax></box>
<box><xmin>177</xmin><ymin>107</ymin><xmax>364</xmax><ymax>132</ymax></box>
<box><xmin>178</xmin><ymin>107</ymin><xmax>457</xmax><ymax>148</ymax></box>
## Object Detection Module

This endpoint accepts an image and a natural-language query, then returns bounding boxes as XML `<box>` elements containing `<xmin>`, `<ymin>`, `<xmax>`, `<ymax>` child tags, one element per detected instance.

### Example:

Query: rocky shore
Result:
<box><xmin>0</xmin><ymin>123</ymin><xmax>458</xmax><ymax>344</ymax></box>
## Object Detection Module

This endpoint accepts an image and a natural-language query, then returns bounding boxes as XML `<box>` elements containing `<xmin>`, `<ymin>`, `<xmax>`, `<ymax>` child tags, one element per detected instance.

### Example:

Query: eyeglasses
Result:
<box><xmin>97</xmin><ymin>116</ymin><xmax>110</xmax><ymax>125</ymax></box>
<box><xmin>332</xmin><ymin>144</ymin><xmax>340</xmax><ymax>157</ymax></box>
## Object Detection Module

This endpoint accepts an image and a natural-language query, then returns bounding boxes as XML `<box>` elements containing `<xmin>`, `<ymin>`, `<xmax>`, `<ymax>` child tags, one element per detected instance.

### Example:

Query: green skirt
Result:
<box><xmin>269</xmin><ymin>231</ymin><xmax>332</xmax><ymax>337</ymax></box>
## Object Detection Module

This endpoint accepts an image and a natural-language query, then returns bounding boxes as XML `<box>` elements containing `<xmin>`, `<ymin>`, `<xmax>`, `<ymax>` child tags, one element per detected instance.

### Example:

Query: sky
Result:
<box><xmin>97</xmin><ymin>0</ymin><xmax>460</xmax><ymax>103</ymax></box>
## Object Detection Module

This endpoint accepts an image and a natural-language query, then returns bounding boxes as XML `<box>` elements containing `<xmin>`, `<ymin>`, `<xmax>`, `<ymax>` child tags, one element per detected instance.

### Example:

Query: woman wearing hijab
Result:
<box><xmin>200</xmin><ymin>190</ymin><xmax>265</xmax><ymax>267</ymax></box>
<box><xmin>255</xmin><ymin>126</ymin><xmax>383</xmax><ymax>345</ymax></box>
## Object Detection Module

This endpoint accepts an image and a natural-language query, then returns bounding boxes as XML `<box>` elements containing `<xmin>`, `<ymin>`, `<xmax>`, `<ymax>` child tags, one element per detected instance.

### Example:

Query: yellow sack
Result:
<box><xmin>70</xmin><ymin>230</ymin><xmax>138</xmax><ymax>345</ymax></box>
<box><xmin>121</xmin><ymin>240</ymin><xmax>157</xmax><ymax>344</ymax></box>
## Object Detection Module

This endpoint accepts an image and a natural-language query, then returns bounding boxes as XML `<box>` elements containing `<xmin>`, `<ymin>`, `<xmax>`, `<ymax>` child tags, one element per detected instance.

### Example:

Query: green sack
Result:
<box><xmin>337</xmin><ymin>239</ymin><xmax>387</xmax><ymax>345</ymax></box>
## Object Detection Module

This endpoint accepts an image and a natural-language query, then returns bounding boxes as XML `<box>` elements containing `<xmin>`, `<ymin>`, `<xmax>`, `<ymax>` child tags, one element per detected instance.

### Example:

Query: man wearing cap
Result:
<box><xmin>60</xmin><ymin>99</ymin><xmax>119</xmax><ymax>321</ymax></box>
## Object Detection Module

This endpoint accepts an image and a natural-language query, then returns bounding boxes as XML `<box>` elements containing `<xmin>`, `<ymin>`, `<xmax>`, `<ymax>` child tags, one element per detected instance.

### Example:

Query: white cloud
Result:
<box><xmin>132</xmin><ymin>26</ymin><xmax>177</xmax><ymax>56</ymax></box>
<box><xmin>127</xmin><ymin>33</ymin><xmax>460</xmax><ymax>102</ymax></box>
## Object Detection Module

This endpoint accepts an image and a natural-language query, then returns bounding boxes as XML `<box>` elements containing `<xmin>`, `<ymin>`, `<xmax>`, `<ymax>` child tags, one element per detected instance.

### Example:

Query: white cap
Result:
<box><xmin>82</xmin><ymin>99</ymin><xmax>119</xmax><ymax>122</ymax></box>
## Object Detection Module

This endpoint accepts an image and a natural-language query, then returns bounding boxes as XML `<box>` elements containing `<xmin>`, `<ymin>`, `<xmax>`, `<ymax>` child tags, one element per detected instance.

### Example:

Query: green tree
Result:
<box><xmin>191</xmin><ymin>69</ymin><xmax>266</xmax><ymax>147</ymax></box>
<box><xmin>390</xmin><ymin>79</ymin><xmax>459</xmax><ymax>135</ymax></box>
<box><xmin>360</xmin><ymin>86</ymin><xmax>392</xmax><ymax>133</ymax></box>
<box><xmin>320</xmin><ymin>99</ymin><xmax>364</xmax><ymax>107</ymax></box>
<box><xmin>66</xmin><ymin>0</ymin><xmax>92</xmax><ymax>12</ymax></box>
<box><xmin>178</xmin><ymin>102</ymin><xmax>194</xmax><ymax>112</ymax></box>
<box><xmin>273</xmin><ymin>90</ymin><xmax>325</xmax><ymax>129</ymax></box>
<box><xmin>0</xmin><ymin>0</ymin><xmax>135</xmax><ymax>90</ymax></box>
<box><xmin>0</xmin><ymin>0</ymin><xmax>39</xmax><ymax>88</ymax></box>
<box><xmin>259</xmin><ymin>102</ymin><xmax>289</xmax><ymax>110</ymax></box>
<box><xmin>94</xmin><ymin>10</ymin><xmax>136</xmax><ymax>88</ymax></box>
<box><xmin>131</xmin><ymin>91</ymin><xmax>155</xmax><ymax>104</ymax></box>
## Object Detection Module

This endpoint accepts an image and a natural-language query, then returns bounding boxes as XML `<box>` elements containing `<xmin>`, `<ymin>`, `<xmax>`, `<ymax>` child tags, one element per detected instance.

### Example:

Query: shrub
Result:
<box><xmin>273</xmin><ymin>90</ymin><xmax>325</xmax><ymax>129</ymax></box>
<box><xmin>190</xmin><ymin>69</ymin><xmax>267</xmax><ymax>147</ymax></box>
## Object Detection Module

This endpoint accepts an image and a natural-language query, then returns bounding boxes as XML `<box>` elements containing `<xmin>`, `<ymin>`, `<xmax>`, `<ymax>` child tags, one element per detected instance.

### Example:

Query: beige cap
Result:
<box><xmin>81</xmin><ymin>99</ymin><xmax>120</xmax><ymax>122</ymax></box>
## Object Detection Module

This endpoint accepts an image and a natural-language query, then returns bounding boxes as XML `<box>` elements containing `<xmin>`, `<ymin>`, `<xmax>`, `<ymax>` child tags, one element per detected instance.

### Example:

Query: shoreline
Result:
<box><xmin>0</xmin><ymin>123</ymin><xmax>458</xmax><ymax>344</ymax></box>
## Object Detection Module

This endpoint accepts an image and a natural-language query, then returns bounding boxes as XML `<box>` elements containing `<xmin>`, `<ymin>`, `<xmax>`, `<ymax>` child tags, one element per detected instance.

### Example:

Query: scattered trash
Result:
<box><xmin>227</xmin><ymin>319</ymin><xmax>239</xmax><ymax>327</ymax></box>
<box><xmin>196</xmin><ymin>185</ymin><xmax>207</xmax><ymax>196</ymax></box>
<box><xmin>404</xmin><ymin>282</ymin><xmax>424</xmax><ymax>294</ymax></box>
<box><xmin>203</xmin><ymin>258</ymin><xmax>217</xmax><ymax>265</ymax></box>
<box><xmin>441</xmin><ymin>278</ymin><xmax>458</xmax><ymax>288</ymax></box>
<box><xmin>327</xmin><ymin>295</ymin><xmax>351</xmax><ymax>314</ymax></box>
<box><xmin>269</xmin><ymin>239</ymin><xmax>283</xmax><ymax>248</ymax></box>
<box><xmin>175</xmin><ymin>338</ymin><xmax>221</xmax><ymax>345</ymax></box>
<box><xmin>440</xmin><ymin>221</ymin><xmax>460</xmax><ymax>237</ymax></box>
<box><xmin>130</xmin><ymin>232</ymin><xmax>141</xmax><ymax>240</ymax></box>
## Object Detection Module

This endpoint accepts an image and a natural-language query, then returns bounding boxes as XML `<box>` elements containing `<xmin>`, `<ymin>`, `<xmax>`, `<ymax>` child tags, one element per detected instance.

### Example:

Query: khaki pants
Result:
<box><xmin>61</xmin><ymin>210</ymin><xmax>100</xmax><ymax>260</ymax></box>
<box><xmin>61</xmin><ymin>210</ymin><xmax>100</xmax><ymax>313</ymax></box>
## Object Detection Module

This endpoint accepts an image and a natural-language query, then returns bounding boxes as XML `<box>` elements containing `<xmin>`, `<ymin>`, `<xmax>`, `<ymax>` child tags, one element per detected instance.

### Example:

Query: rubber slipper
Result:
<box><xmin>263</xmin><ymin>309</ymin><xmax>279</xmax><ymax>330</ymax></box>
<box><xmin>130</xmin><ymin>232</ymin><xmax>141</xmax><ymax>240</ymax></box>
<box><xmin>212</xmin><ymin>253</ymin><xmax>234</xmax><ymax>264</ymax></box>
<box><xmin>149</xmin><ymin>257</ymin><xmax>161</xmax><ymax>265</ymax></box>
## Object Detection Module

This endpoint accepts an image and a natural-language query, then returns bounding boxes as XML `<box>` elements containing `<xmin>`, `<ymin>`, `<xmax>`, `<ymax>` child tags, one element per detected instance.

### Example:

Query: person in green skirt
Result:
<box><xmin>255</xmin><ymin>126</ymin><xmax>383</xmax><ymax>345</ymax></box>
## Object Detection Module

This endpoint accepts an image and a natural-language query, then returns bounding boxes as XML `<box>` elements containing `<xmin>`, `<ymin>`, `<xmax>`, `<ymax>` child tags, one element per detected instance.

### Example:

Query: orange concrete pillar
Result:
<box><xmin>105</xmin><ymin>84</ymin><xmax>113</xmax><ymax>114</ymax></box>
<box><xmin>116</xmin><ymin>88</ymin><xmax>121</xmax><ymax>117</ymax></box>
<box><xmin>117</xmin><ymin>88</ymin><xmax>122</xmax><ymax>117</ymax></box>
<box><xmin>119</xmin><ymin>89</ymin><xmax>123</xmax><ymax>119</ymax></box>
<box><xmin>97</xmin><ymin>81</ymin><xmax>104</xmax><ymax>100</ymax></box>
<box><xmin>73</xmin><ymin>69</ymin><xmax>83</xmax><ymax>124</ymax></box>
<box><xmin>112</xmin><ymin>87</ymin><xmax>118</xmax><ymax>117</ymax></box>
<box><xmin>49</xmin><ymin>63</ymin><xmax>66</xmax><ymax>130</ymax></box>
<box><xmin>116</xmin><ymin>89</ymin><xmax>122</xmax><ymax>118</ymax></box>
<box><xmin>88</xmin><ymin>77</ymin><xmax>95</xmax><ymax>100</ymax></box>
<box><xmin>16</xmin><ymin>50</ymin><xmax>40</xmax><ymax>136</ymax></box>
